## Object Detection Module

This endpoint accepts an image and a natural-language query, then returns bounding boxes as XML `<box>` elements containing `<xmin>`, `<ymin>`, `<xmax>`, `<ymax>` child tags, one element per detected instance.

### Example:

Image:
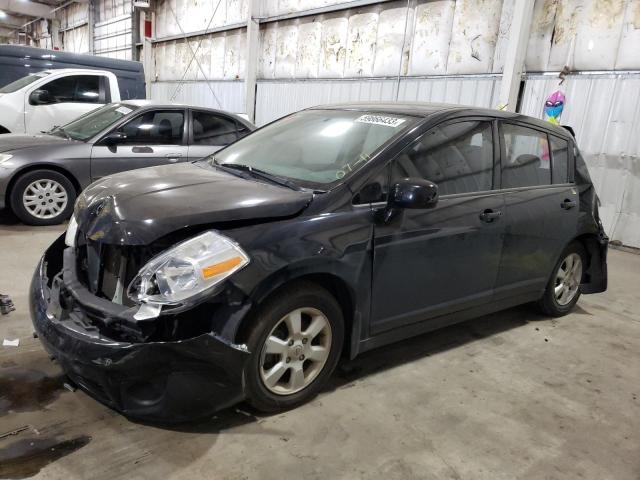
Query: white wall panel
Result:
<box><xmin>574</xmin><ymin>0</ymin><xmax>626</xmax><ymax>71</ymax></box>
<box><xmin>616</xmin><ymin>0</ymin><xmax>640</xmax><ymax>69</ymax></box>
<box><xmin>274</xmin><ymin>23</ymin><xmax>299</xmax><ymax>78</ymax></box>
<box><xmin>319</xmin><ymin>17</ymin><xmax>348</xmax><ymax>77</ymax></box>
<box><xmin>259</xmin><ymin>26</ymin><xmax>278</xmax><ymax>79</ymax></box>
<box><xmin>409</xmin><ymin>1</ymin><xmax>454</xmax><ymax>75</ymax></box>
<box><xmin>373</xmin><ymin>7</ymin><xmax>410</xmax><ymax>77</ymax></box>
<box><xmin>150</xmin><ymin>80</ymin><xmax>246</xmax><ymax>112</ymax></box>
<box><xmin>520</xmin><ymin>74</ymin><xmax>640</xmax><ymax>248</ymax></box>
<box><xmin>345</xmin><ymin>12</ymin><xmax>379</xmax><ymax>77</ymax></box>
<box><xmin>446</xmin><ymin>0</ymin><xmax>502</xmax><ymax>74</ymax></box>
<box><xmin>525</xmin><ymin>0</ymin><xmax>557</xmax><ymax>72</ymax></box>
<box><xmin>296</xmin><ymin>21</ymin><xmax>322</xmax><ymax>77</ymax></box>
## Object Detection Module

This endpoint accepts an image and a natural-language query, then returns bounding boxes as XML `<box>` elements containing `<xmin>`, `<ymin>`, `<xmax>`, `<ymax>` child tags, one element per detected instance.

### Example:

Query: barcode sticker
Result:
<box><xmin>115</xmin><ymin>106</ymin><xmax>133</xmax><ymax>115</ymax></box>
<box><xmin>355</xmin><ymin>114</ymin><xmax>406</xmax><ymax>128</ymax></box>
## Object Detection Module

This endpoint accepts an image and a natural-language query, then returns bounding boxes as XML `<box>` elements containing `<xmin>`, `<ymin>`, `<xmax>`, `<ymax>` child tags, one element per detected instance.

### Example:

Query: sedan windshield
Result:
<box><xmin>0</xmin><ymin>72</ymin><xmax>50</xmax><ymax>93</ymax></box>
<box><xmin>53</xmin><ymin>103</ymin><xmax>138</xmax><ymax>141</ymax></box>
<box><xmin>209</xmin><ymin>110</ymin><xmax>417</xmax><ymax>186</ymax></box>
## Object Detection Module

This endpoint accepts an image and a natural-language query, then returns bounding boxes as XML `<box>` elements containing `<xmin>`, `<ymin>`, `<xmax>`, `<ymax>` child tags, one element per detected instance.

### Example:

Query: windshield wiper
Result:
<box><xmin>46</xmin><ymin>126</ymin><xmax>72</xmax><ymax>140</ymax></box>
<box><xmin>214</xmin><ymin>160</ymin><xmax>302</xmax><ymax>191</ymax></box>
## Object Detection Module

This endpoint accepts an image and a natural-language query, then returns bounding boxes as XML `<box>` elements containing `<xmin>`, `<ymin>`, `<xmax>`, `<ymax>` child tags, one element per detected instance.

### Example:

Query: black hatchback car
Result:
<box><xmin>30</xmin><ymin>103</ymin><xmax>608</xmax><ymax>422</ymax></box>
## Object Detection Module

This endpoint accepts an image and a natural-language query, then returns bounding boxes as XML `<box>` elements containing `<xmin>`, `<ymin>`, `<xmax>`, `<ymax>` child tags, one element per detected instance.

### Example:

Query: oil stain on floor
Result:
<box><xmin>0</xmin><ymin>367</ymin><xmax>65</xmax><ymax>417</ymax></box>
<box><xmin>0</xmin><ymin>435</ymin><xmax>91</xmax><ymax>479</ymax></box>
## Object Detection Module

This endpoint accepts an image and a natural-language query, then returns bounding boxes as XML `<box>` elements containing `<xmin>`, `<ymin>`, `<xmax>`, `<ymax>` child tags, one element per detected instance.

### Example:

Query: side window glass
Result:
<box><xmin>38</xmin><ymin>75</ymin><xmax>101</xmax><ymax>104</ymax></box>
<box><xmin>390</xmin><ymin>121</ymin><xmax>494</xmax><ymax>196</ymax></box>
<box><xmin>550</xmin><ymin>136</ymin><xmax>569</xmax><ymax>184</ymax></box>
<box><xmin>192</xmin><ymin>112</ymin><xmax>238</xmax><ymax>146</ymax></box>
<box><xmin>353</xmin><ymin>164</ymin><xmax>389</xmax><ymax>205</ymax></box>
<box><xmin>119</xmin><ymin>110</ymin><xmax>185</xmax><ymax>145</ymax></box>
<box><xmin>501</xmin><ymin>124</ymin><xmax>551</xmax><ymax>188</ymax></box>
<box><xmin>73</xmin><ymin>76</ymin><xmax>101</xmax><ymax>103</ymax></box>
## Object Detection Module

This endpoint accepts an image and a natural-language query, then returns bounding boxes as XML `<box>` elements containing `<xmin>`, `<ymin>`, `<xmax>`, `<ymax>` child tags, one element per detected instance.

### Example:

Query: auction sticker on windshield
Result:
<box><xmin>115</xmin><ymin>106</ymin><xmax>133</xmax><ymax>115</ymax></box>
<box><xmin>356</xmin><ymin>114</ymin><xmax>406</xmax><ymax>128</ymax></box>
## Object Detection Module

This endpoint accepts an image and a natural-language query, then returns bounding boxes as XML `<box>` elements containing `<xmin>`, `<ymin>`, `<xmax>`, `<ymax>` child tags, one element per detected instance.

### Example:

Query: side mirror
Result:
<box><xmin>29</xmin><ymin>89</ymin><xmax>53</xmax><ymax>105</ymax></box>
<box><xmin>388</xmin><ymin>178</ymin><xmax>438</xmax><ymax>210</ymax></box>
<box><xmin>103</xmin><ymin>131</ymin><xmax>127</xmax><ymax>146</ymax></box>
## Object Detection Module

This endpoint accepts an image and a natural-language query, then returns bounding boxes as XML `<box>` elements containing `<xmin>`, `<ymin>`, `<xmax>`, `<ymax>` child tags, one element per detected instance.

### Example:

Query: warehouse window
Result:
<box><xmin>390</xmin><ymin>121</ymin><xmax>494</xmax><ymax>196</ymax></box>
<box><xmin>501</xmin><ymin>123</ymin><xmax>551</xmax><ymax>188</ymax></box>
<box><xmin>550</xmin><ymin>136</ymin><xmax>569</xmax><ymax>184</ymax></box>
<box><xmin>192</xmin><ymin>111</ymin><xmax>238</xmax><ymax>146</ymax></box>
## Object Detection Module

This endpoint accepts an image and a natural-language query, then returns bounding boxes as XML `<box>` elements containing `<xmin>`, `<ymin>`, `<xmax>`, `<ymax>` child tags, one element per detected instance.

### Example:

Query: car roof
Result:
<box><xmin>308</xmin><ymin>101</ymin><xmax>573</xmax><ymax>140</ymax></box>
<box><xmin>41</xmin><ymin>68</ymin><xmax>113</xmax><ymax>75</ymax></box>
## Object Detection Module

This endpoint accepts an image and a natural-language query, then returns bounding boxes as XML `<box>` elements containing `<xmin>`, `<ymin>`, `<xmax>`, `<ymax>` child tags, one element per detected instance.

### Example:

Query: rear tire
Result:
<box><xmin>10</xmin><ymin>170</ymin><xmax>76</xmax><ymax>226</ymax></box>
<box><xmin>243</xmin><ymin>282</ymin><xmax>344</xmax><ymax>412</ymax></box>
<box><xmin>537</xmin><ymin>242</ymin><xmax>587</xmax><ymax>317</ymax></box>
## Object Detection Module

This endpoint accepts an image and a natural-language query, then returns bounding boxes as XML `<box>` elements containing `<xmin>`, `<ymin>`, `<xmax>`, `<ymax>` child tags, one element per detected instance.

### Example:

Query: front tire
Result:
<box><xmin>10</xmin><ymin>170</ymin><xmax>76</xmax><ymax>226</ymax></box>
<box><xmin>537</xmin><ymin>242</ymin><xmax>586</xmax><ymax>317</ymax></box>
<box><xmin>243</xmin><ymin>282</ymin><xmax>344</xmax><ymax>412</ymax></box>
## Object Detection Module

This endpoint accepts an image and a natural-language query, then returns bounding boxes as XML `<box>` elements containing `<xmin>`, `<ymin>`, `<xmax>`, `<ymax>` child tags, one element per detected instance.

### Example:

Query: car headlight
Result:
<box><xmin>127</xmin><ymin>231</ymin><xmax>249</xmax><ymax>306</ymax></box>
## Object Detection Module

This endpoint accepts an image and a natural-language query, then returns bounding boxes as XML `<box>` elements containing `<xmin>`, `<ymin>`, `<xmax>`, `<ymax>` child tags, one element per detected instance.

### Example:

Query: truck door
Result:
<box><xmin>24</xmin><ymin>74</ymin><xmax>110</xmax><ymax>134</ymax></box>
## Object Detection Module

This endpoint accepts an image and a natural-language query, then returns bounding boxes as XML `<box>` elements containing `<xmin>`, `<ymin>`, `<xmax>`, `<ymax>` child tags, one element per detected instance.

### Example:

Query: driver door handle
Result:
<box><xmin>479</xmin><ymin>209</ymin><xmax>503</xmax><ymax>223</ymax></box>
<box><xmin>165</xmin><ymin>153</ymin><xmax>183</xmax><ymax>163</ymax></box>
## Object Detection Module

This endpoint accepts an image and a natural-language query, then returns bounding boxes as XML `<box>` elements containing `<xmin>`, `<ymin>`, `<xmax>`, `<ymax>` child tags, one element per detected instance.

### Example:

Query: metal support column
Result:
<box><xmin>497</xmin><ymin>0</ymin><xmax>535</xmax><ymax>112</ymax></box>
<box><xmin>244</xmin><ymin>0</ymin><xmax>260</xmax><ymax>121</ymax></box>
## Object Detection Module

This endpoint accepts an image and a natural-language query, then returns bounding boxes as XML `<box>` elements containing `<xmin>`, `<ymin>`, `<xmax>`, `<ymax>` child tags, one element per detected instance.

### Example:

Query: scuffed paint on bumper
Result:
<box><xmin>29</xmin><ymin>236</ymin><xmax>251</xmax><ymax>423</ymax></box>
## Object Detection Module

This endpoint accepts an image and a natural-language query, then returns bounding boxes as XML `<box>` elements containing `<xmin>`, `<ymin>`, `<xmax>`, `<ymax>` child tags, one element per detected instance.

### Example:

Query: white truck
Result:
<box><xmin>0</xmin><ymin>68</ymin><xmax>122</xmax><ymax>135</ymax></box>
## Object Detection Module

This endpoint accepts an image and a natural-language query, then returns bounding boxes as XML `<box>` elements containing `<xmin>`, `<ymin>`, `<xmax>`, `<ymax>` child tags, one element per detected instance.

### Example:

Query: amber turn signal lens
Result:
<box><xmin>202</xmin><ymin>256</ymin><xmax>243</xmax><ymax>279</ymax></box>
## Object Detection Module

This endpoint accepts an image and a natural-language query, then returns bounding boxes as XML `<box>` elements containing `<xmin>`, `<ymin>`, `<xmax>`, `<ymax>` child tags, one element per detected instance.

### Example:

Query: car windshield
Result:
<box><xmin>52</xmin><ymin>103</ymin><xmax>139</xmax><ymax>141</ymax></box>
<box><xmin>209</xmin><ymin>110</ymin><xmax>417</xmax><ymax>187</ymax></box>
<box><xmin>0</xmin><ymin>71</ymin><xmax>50</xmax><ymax>93</ymax></box>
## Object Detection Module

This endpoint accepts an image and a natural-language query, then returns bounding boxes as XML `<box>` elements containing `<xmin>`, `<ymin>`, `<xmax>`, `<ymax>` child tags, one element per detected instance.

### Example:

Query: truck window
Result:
<box><xmin>33</xmin><ymin>75</ymin><xmax>104</xmax><ymax>105</ymax></box>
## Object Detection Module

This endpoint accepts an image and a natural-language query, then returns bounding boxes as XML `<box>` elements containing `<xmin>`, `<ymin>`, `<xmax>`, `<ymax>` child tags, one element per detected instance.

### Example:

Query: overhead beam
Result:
<box><xmin>0</xmin><ymin>12</ymin><xmax>27</xmax><ymax>27</ymax></box>
<box><xmin>497</xmin><ymin>0</ymin><xmax>535</xmax><ymax>111</ymax></box>
<box><xmin>0</xmin><ymin>0</ymin><xmax>55</xmax><ymax>19</ymax></box>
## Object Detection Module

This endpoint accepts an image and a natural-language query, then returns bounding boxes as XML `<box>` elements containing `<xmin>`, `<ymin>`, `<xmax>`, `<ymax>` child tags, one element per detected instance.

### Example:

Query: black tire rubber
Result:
<box><xmin>10</xmin><ymin>169</ymin><xmax>76</xmax><ymax>226</ymax></box>
<box><xmin>537</xmin><ymin>241</ymin><xmax>587</xmax><ymax>317</ymax></box>
<box><xmin>243</xmin><ymin>281</ymin><xmax>344</xmax><ymax>412</ymax></box>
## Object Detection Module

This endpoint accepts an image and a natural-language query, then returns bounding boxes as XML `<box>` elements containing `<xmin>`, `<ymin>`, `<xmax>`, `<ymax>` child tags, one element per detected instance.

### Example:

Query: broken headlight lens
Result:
<box><xmin>127</xmin><ymin>231</ymin><xmax>249</xmax><ymax>306</ymax></box>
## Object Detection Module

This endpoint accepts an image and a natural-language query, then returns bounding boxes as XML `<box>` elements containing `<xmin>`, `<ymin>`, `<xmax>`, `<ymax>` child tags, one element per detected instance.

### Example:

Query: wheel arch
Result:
<box><xmin>234</xmin><ymin>270</ymin><xmax>358</xmax><ymax>359</ymax></box>
<box><xmin>571</xmin><ymin>232</ymin><xmax>608</xmax><ymax>293</ymax></box>
<box><xmin>6</xmin><ymin>164</ymin><xmax>82</xmax><ymax>210</ymax></box>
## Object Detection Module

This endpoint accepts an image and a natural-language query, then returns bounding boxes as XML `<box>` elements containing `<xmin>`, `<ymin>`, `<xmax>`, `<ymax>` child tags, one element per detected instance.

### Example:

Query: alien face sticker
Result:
<box><xmin>544</xmin><ymin>90</ymin><xmax>565</xmax><ymax>125</ymax></box>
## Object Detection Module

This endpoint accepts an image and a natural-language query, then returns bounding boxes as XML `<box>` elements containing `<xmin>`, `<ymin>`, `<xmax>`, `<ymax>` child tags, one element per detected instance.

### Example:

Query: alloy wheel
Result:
<box><xmin>22</xmin><ymin>179</ymin><xmax>68</xmax><ymax>220</ymax></box>
<box><xmin>554</xmin><ymin>253</ymin><xmax>582</xmax><ymax>306</ymax></box>
<box><xmin>259</xmin><ymin>307</ymin><xmax>332</xmax><ymax>395</ymax></box>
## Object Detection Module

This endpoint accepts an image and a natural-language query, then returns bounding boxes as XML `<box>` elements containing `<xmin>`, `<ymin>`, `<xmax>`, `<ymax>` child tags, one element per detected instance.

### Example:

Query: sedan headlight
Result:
<box><xmin>127</xmin><ymin>231</ymin><xmax>249</xmax><ymax>306</ymax></box>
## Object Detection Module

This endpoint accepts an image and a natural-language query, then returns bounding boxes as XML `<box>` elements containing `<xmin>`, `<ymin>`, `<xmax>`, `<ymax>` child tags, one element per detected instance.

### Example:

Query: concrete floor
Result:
<box><xmin>0</xmin><ymin>217</ymin><xmax>639</xmax><ymax>480</ymax></box>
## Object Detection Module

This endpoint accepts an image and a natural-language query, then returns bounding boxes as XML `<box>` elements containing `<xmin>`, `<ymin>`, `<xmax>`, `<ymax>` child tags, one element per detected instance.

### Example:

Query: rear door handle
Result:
<box><xmin>165</xmin><ymin>153</ymin><xmax>183</xmax><ymax>162</ymax></box>
<box><xmin>561</xmin><ymin>199</ymin><xmax>577</xmax><ymax>210</ymax></box>
<box><xmin>479</xmin><ymin>209</ymin><xmax>502</xmax><ymax>223</ymax></box>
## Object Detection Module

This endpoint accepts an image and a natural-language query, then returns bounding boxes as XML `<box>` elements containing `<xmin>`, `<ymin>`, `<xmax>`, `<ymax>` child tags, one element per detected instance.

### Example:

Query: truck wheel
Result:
<box><xmin>10</xmin><ymin>170</ymin><xmax>76</xmax><ymax>226</ymax></box>
<box><xmin>537</xmin><ymin>242</ymin><xmax>587</xmax><ymax>317</ymax></box>
<box><xmin>243</xmin><ymin>282</ymin><xmax>344</xmax><ymax>412</ymax></box>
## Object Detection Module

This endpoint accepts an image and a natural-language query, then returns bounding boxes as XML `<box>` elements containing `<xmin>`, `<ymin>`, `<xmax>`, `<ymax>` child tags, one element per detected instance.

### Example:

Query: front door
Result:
<box><xmin>25</xmin><ymin>74</ymin><xmax>108</xmax><ymax>134</ymax></box>
<box><xmin>91</xmin><ymin>109</ymin><xmax>188</xmax><ymax>180</ymax></box>
<box><xmin>494</xmin><ymin>122</ymin><xmax>579</xmax><ymax>300</ymax></box>
<box><xmin>371</xmin><ymin>119</ymin><xmax>505</xmax><ymax>334</ymax></box>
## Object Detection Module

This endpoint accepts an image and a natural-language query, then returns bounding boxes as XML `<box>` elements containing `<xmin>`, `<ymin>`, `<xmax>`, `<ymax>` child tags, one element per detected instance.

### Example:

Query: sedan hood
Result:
<box><xmin>0</xmin><ymin>134</ymin><xmax>72</xmax><ymax>153</ymax></box>
<box><xmin>76</xmin><ymin>162</ymin><xmax>314</xmax><ymax>245</ymax></box>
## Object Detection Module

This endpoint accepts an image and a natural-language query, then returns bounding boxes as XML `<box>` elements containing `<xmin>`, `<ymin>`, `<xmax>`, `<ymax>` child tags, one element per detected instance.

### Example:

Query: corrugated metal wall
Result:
<box><xmin>521</xmin><ymin>74</ymin><xmax>640</xmax><ymax>248</ymax></box>
<box><xmin>149</xmin><ymin>80</ymin><xmax>246</xmax><ymax>112</ymax></box>
<box><xmin>94</xmin><ymin>0</ymin><xmax>133</xmax><ymax>60</ymax></box>
<box><xmin>255</xmin><ymin>75</ymin><xmax>501</xmax><ymax>124</ymax></box>
<box><xmin>59</xmin><ymin>2</ymin><xmax>90</xmax><ymax>54</ymax></box>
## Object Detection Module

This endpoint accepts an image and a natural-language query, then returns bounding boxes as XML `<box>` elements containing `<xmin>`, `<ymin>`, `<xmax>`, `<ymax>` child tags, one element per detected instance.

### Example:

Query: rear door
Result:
<box><xmin>494</xmin><ymin>122</ymin><xmax>578</xmax><ymax>300</ymax></box>
<box><xmin>24</xmin><ymin>74</ymin><xmax>110</xmax><ymax>134</ymax></box>
<box><xmin>370</xmin><ymin>118</ymin><xmax>506</xmax><ymax>334</ymax></box>
<box><xmin>187</xmin><ymin>110</ymin><xmax>246</xmax><ymax>160</ymax></box>
<box><xmin>90</xmin><ymin>108</ymin><xmax>188</xmax><ymax>180</ymax></box>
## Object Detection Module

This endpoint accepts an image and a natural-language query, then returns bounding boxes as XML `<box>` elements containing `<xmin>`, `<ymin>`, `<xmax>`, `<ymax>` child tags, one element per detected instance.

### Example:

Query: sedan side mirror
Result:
<box><xmin>29</xmin><ymin>89</ymin><xmax>54</xmax><ymax>105</ymax></box>
<box><xmin>103</xmin><ymin>131</ymin><xmax>127</xmax><ymax>146</ymax></box>
<box><xmin>388</xmin><ymin>178</ymin><xmax>438</xmax><ymax>210</ymax></box>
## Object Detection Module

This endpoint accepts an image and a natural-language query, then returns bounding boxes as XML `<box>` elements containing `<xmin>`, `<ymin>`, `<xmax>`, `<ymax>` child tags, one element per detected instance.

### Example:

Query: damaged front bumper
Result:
<box><xmin>29</xmin><ymin>236</ymin><xmax>251</xmax><ymax>423</ymax></box>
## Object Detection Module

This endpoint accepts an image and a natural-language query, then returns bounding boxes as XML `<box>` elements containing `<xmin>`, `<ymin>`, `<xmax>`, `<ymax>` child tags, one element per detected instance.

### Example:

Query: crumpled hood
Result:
<box><xmin>0</xmin><ymin>134</ymin><xmax>72</xmax><ymax>153</ymax></box>
<box><xmin>76</xmin><ymin>162</ymin><xmax>314</xmax><ymax>245</ymax></box>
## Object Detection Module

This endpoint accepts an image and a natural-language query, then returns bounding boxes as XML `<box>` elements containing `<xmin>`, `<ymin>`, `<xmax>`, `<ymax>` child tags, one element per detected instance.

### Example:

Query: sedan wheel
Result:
<box><xmin>554</xmin><ymin>253</ymin><xmax>582</xmax><ymax>306</ymax></box>
<box><xmin>259</xmin><ymin>307</ymin><xmax>332</xmax><ymax>395</ymax></box>
<box><xmin>22</xmin><ymin>179</ymin><xmax>69</xmax><ymax>220</ymax></box>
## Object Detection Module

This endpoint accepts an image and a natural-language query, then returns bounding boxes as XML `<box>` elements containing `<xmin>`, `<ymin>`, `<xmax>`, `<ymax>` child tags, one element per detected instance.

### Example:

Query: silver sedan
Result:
<box><xmin>0</xmin><ymin>100</ymin><xmax>254</xmax><ymax>225</ymax></box>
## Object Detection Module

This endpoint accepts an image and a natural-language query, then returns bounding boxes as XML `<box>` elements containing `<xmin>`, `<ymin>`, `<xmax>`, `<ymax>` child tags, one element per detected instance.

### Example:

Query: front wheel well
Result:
<box><xmin>235</xmin><ymin>273</ymin><xmax>356</xmax><ymax>358</ymax></box>
<box><xmin>6</xmin><ymin>165</ymin><xmax>81</xmax><ymax>208</ymax></box>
